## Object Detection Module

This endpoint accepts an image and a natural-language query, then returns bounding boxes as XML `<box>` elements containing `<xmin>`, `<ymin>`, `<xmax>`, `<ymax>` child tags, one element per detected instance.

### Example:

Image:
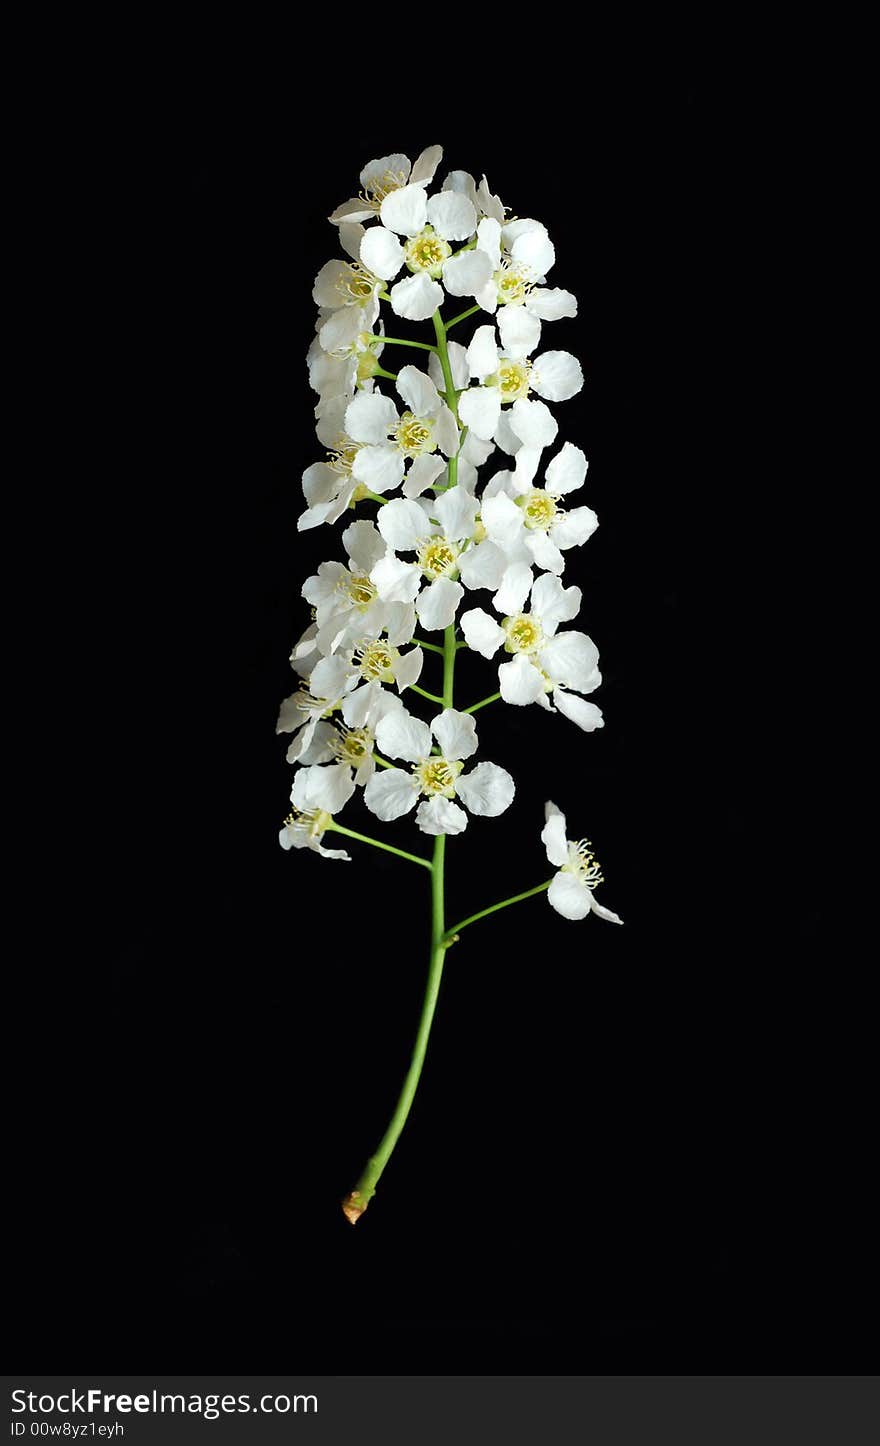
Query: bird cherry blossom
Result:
<box><xmin>541</xmin><ymin>801</ymin><xmax>623</xmax><ymax>923</ymax></box>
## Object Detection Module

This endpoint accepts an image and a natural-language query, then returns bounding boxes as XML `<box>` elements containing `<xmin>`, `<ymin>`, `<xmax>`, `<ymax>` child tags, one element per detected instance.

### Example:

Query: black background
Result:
<box><xmin>7</xmin><ymin>78</ymin><xmax>872</xmax><ymax>1375</ymax></box>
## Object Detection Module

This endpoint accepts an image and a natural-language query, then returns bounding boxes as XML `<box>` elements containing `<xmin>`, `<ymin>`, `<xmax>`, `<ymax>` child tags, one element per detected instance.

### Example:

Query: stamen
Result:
<box><xmin>417</xmin><ymin>535</ymin><xmax>459</xmax><ymax>579</ymax></box>
<box><xmin>497</xmin><ymin>360</ymin><xmax>531</xmax><ymax>403</ymax></box>
<box><xmin>567</xmin><ymin>838</ymin><xmax>604</xmax><ymax>888</ymax></box>
<box><xmin>503</xmin><ymin>613</ymin><xmax>543</xmax><ymax>654</ymax></box>
<box><xmin>331</xmin><ymin>723</ymin><xmax>373</xmax><ymax>765</ymax></box>
<box><xmin>355</xmin><ymin>640</ymin><xmax>397</xmax><ymax>681</ymax></box>
<box><xmin>395</xmin><ymin>411</ymin><xmax>435</xmax><ymax>457</ymax></box>
<box><xmin>404</xmin><ymin>227</ymin><xmax>452</xmax><ymax>277</ymax></box>
<box><xmin>495</xmin><ymin>262</ymin><xmax>531</xmax><ymax>306</ymax></box>
<box><xmin>337</xmin><ymin>573</ymin><xmax>377</xmax><ymax>609</ymax></box>
<box><xmin>335</xmin><ymin>262</ymin><xmax>379</xmax><ymax>305</ymax></box>
<box><xmin>415</xmin><ymin>756</ymin><xmax>463</xmax><ymax>797</ymax></box>
<box><xmin>283</xmin><ymin>807</ymin><xmax>332</xmax><ymax>838</ymax></box>
<box><xmin>359</xmin><ymin>168</ymin><xmax>409</xmax><ymax>209</ymax></box>
<box><xmin>518</xmin><ymin>489</ymin><xmax>559</xmax><ymax>531</ymax></box>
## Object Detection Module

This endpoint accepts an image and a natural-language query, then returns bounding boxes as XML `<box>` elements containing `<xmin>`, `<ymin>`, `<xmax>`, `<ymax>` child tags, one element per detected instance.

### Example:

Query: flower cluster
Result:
<box><xmin>281</xmin><ymin>143</ymin><xmax>615</xmax><ymax>913</ymax></box>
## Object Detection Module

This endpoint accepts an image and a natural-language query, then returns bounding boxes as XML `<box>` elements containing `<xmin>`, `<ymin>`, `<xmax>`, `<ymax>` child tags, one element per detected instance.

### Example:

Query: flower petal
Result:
<box><xmin>592</xmin><ymin>899</ymin><xmax>624</xmax><ymax>925</ymax></box>
<box><xmin>377</xmin><ymin>497</ymin><xmax>430</xmax><ymax>551</ymax></box>
<box><xmin>390</xmin><ymin>272</ymin><xmax>444</xmax><ymax>321</ymax></box>
<box><xmin>442</xmin><ymin>249</ymin><xmax>493</xmax><ymax>298</ymax></box>
<box><xmin>509</xmin><ymin>398</ymin><xmax>559</xmax><ymax>450</ymax></box>
<box><xmin>345</xmin><ymin>391</ymin><xmax>398</xmax><ymax>445</ymax></box>
<box><xmin>493</xmin><ymin>560</ymin><xmax>533</xmax><ymax>615</ymax></box>
<box><xmin>292</xmin><ymin>763</ymin><xmax>355</xmax><ymax>814</ymax></box>
<box><xmin>342</xmin><ymin>518</ymin><xmax>386</xmax><ymax>574</ymax></box>
<box><xmin>380</xmin><ymin>183</ymin><xmax>428</xmax><ymax>236</ymax></box>
<box><xmin>460</xmin><ymin>607</ymin><xmax>506</xmax><ymax>658</ymax></box>
<box><xmin>370</xmin><ymin>553</ymin><xmax>421</xmax><ymax>603</ymax></box>
<box><xmin>409</xmin><ymin>144</ymin><xmax>443</xmax><ymax>185</ymax></box>
<box><xmin>481</xmin><ymin>492</ymin><xmax>524</xmax><ymax>548</ymax></box>
<box><xmin>476</xmin><ymin>216</ymin><xmax>502</xmax><ymax>269</ymax></box>
<box><xmin>427</xmin><ymin>191</ymin><xmax>477</xmax><ymax>242</ymax></box>
<box><xmin>351</xmin><ymin>444</ymin><xmax>406</xmax><ymax>492</ymax></box>
<box><xmin>530</xmin><ymin>573</ymin><xmax>582</xmax><ymax>632</ymax></box>
<box><xmin>431</xmin><ymin>707</ymin><xmax>478</xmax><ymax>762</ymax></box>
<box><xmin>498</xmin><ymin>654</ymin><xmax>545</xmax><ymax>705</ymax></box>
<box><xmin>359</xmin><ymin>226</ymin><xmax>405</xmax><ymax>281</ymax></box>
<box><xmin>538</xmin><ymin>633</ymin><xmax>601</xmax><ymax>692</ymax></box>
<box><xmin>415</xmin><ymin>576</ymin><xmax>463</xmax><ymax>631</ymax></box>
<box><xmin>458</xmin><ymin>385</ymin><xmax>502</xmax><ymax>441</ymax></box>
<box><xmin>545</xmin><ymin>442</ymin><xmax>588</xmax><ymax>495</ymax></box>
<box><xmin>402</xmin><ymin>453</ymin><xmax>446</xmax><ymax>498</ymax></box>
<box><xmin>313</xmin><ymin>260</ymin><xmax>353</xmax><ymax>309</ymax></box>
<box><xmin>394</xmin><ymin>646</ymin><xmax>424</xmax><ymax>692</ymax></box>
<box><xmin>456</xmin><ymin>762</ymin><xmax>515</xmax><ymax>816</ymax></box>
<box><xmin>458</xmin><ymin>539</ymin><xmax>507</xmax><ymax>591</ymax></box>
<box><xmin>541</xmin><ymin>802</ymin><xmax>569</xmax><ymax>867</ymax></box>
<box><xmin>510</xmin><ymin>225</ymin><xmax>556</xmax><ymax>280</ymax></box>
<box><xmin>364</xmin><ymin>767</ymin><xmax>420</xmax><ymax>821</ymax></box>
<box><xmin>375</xmin><ymin>706</ymin><xmax>432</xmax><ymax>763</ymax></box>
<box><xmin>466</xmin><ymin>324</ymin><xmax>499</xmax><ymax>380</ymax></box>
<box><xmin>552</xmin><ymin>689</ymin><xmax>604</xmax><ymax>731</ymax></box>
<box><xmin>527</xmin><ymin>287</ymin><xmax>577</xmax><ymax>321</ymax></box>
<box><xmin>497</xmin><ymin>306</ymin><xmax>542</xmax><ymax>359</ymax></box>
<box><xmin>415</xmin><ymin>795</ymin><xmax>468</xmax><ymax>835</ymax></box>
<box><xmin>396</xmin><ymin>364</ymin><xmax>440</xmax><ymax>418</ymax></box>
<box><xmin>434</xmin><ymin>484</ymin><xmax>479</xmax><ymax>541</ymax></box>
<box><xmin>548</xmin><ymin>871</ymin><xmax>591</xmax><ymax>920</ymax></box>
<box><xmin>433</xmin><ymin>404</ymin><xmax>461</xmax><ymax>458</ymax></box>
<box><xmin>530</xmin><ymin>350</ymin><xmax>584</xmax><ymax>402</ymax></box>
<box><xmin>551</xmin><ymin>505</ymin><xmax>599</xmax><ymax>550</ymax></box>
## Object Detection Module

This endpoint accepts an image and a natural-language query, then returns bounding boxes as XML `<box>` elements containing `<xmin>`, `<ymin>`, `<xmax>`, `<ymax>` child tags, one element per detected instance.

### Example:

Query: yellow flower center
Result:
<box><xmin>415</xmin><ymin>756</ymin><xmax>463</xmax><ymax>797</ymax></box>
<box><xmin>336</xmin><ymin>262</ymin><xmax>379</xmax><ymax>305</ymax></box>
<box><xmin>332</xmin><ymin>724</ymin><xmax>373</xmax><ymax>766</ymax></box>
<box><xmin>518</xmin><ymin>489</ymin><xmax>558</xmax><ymax>530</ymax></box>
<box><xmin>503</xmin><ymin>613</ymin><xmax>543</xmax><ymax>654</ymax></box>
<box><xmin>417</xmin><ymin>536</ymin><xmax>459</xmax><ymax>579</ymax></box>
<box><xmin>497</xmin><ymin>360</ymin><xmax>531</xmax><ymax>403</ymax></box>
<box><xmin>355</xmin><ymin>640</ymin><xmax>397</xmax><ymax>682</ymax></box>
<box><xmin>495</xmin><ymin>263</ymin><xmax>530</xmax><ymax>305</ymax></box>
<box><xmin>395</xmin><ymin>411</ymin><xmax>435</xmax><ymax>457</ymax></box>
<box><xmin>565</xmin><ymin>839</ymin><xmax>604</xmax><ymax>888</ymax></box>
<box><xmin>340</xmin><ymin>573</ymin><xmax>376</xmax><ymax>609</ymax></box>
<box><xmin>404</xmin><ymin>227</ymin><xmax>452</xmax><ymax>277</ymax></box>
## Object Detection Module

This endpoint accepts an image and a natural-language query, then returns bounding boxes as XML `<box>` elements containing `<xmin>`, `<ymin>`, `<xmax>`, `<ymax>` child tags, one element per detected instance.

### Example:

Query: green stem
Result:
<box><xmin>342</xmin><ymin>314</ymin><xmax>465</xmax><ymax>1226</ymax></box>
<box><xmin>372</xmin><ymin>754</ymin><xmax>395</xmax><ymax>769</ymax></box>
<box><xmin>443</xmin><ymin>881</ymin><xmax>553</xmax><ymax>943</ymax></box>
<box><xmin>413</xmin><ymin>637</ymin><xmax>445</xmax><ymax>654</ymax></box>
<box><xmin>432</xmin><ymin>311</ymin><xmax>460</xmax><ymax>490</ymax></box>
<box><xmin>462</xmin><ymin>691</ymin><xmax>502</xmax><ymax>714</ymax></box>
<box><xmin>367</xmin><ymin>334</ymin><xmax>438</xmax><ymax>352</ymax></box>
<box><xmin>359</xmin><ymin>488</ymin><xmax>388</xmax><ymax>506</ymax></box>
<box><xmin>409</xmin><ymin>683</ymin><xmax>445</xmax><ymax>705</ymax></box>
<box><xmin>445</xmin><ymin>304</ymin><xmax>481</xmax><ymax>330</ymax></box>
<box><xmin>326</xmin><ymin>822</ymin><xmax>432</xmax><ymax>871</ymax></box>
<box><xmin>373</xmin><ymin>365</ymin><xmax>398</xmax><ymax>383</ymax></box>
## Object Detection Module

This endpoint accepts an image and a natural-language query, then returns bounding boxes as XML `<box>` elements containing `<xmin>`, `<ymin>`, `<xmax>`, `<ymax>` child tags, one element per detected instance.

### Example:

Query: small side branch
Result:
<box><xmin>462</xmin><ymin>691</ymin><xmax>501</xmax><ymax>714</ymax></box>
<box><xmin>443</xmin><ymin>880</ymin><xmax>553</xmax><ymax>944</ymax></box>
<box><xmin>326</xmin><ymin>822</ymin><xmax>432</xmax><ymax>871</ymax></box>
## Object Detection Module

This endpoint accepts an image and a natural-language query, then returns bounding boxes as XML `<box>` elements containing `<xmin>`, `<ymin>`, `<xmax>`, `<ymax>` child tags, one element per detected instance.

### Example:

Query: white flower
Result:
<box><xmin>541</xmin><ymin>802</ymin><xmax>623</xmax><ymax>923</ymax></box>
<box><xmin>343</xmin><ymin>367</ymin><xmax>459</xmax><ymax>497</ymax></box>
<box><xmin>459</xmin><ymin>574</ymin><xmax>604</xmax><ymax>731</ymax></box>
<box><xmin>329</xmin><ymin>147</ymin><xmax>444</xmax><ymax>225</ymax></box>
<box><xmin>457</xmin><ymin>325</ymin><xmax>584</xmax><ymax>449</ymax></box>
<box><xmin>370</xmin><ymin>486</ymin><xmax>508</xmax><ymax>631</ymax></box>
<box><xmin>279</xmin><ymin>801</ymin><xmax>350</xmax><ymax>861</ymax></box>
<box><xmin>363</xmin><ymin>707</ymin><xmax>514</xmax><ymax>834</ymax></box>
<box><xmin>276</xmin><ymin>653</ymin><xmax>358</xmax><ymax>764</ymax></box>
<box><xmin>480</xmin><ymin>442</ymin><xmax>598</xmax><ymax>577</ymax></box>
<box><xmin>302</xmin><ymin>519</ymin><xmax>417</xmax><ymax>654</ymax></box>
<box><xmin>290</xmin><ymin>681</ymin><xmax>404</xmax><ymax>814</ymax></box>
